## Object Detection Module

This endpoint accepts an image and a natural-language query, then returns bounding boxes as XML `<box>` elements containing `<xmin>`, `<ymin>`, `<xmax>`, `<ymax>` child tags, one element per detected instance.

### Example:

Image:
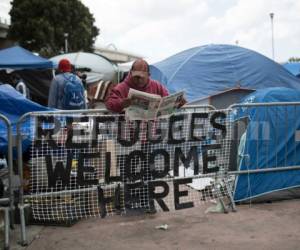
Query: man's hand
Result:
<box><xmin>121</xmin><ymin>98</ymin><xmax>132</xmax><ymax>108</ymax></box>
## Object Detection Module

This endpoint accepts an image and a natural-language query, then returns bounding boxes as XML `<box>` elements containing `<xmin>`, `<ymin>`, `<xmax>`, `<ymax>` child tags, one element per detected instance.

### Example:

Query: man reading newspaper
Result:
<box><xmin>105</xmin><ymin>59</ymin><xmax>186</xmax><ymax>214</ymax></box>
<box><xmin>106</xmin><ymin>59</ymin><xmax>170</xmax><ymax>113</ymax></box>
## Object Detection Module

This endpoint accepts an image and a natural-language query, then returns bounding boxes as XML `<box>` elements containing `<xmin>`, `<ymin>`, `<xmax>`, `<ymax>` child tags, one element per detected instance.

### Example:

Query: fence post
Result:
<box><xmin>0</xmin><ymin>114</ymin><xmax>13</xmax><ymax>250</ymax></box>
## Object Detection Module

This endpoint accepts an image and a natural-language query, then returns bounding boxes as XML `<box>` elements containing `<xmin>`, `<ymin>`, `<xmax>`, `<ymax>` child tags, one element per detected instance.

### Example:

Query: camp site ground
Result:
<box><xmin>2</xmin><ymin>199</ymin><xmax>300</xmax><ymax>250</ymax></box>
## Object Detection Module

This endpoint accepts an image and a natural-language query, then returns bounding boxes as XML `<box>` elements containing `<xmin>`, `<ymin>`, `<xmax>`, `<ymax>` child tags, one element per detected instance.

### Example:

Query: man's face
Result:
<box><xmin>131</xmin><ymin>71</ymin><xmax>149</xmax><ymax>88</ymax></box>
<box><xmin>130</xmin><ymin>61</ymin><xmax>149</xmax><ymax>88</ymax></box>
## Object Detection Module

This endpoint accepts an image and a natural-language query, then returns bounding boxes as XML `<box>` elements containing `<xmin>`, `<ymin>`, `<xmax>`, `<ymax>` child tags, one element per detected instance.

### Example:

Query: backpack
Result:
<box><xmin>62</xmin><ymin>74</ymin><xmax>85</xmax><ymax>110</ymax></box>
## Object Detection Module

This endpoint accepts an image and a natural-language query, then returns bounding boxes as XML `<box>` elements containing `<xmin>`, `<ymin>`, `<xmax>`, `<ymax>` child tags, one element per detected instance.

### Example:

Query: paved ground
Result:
<box><xmin>6</xmin><ymin>199</ymin><xmax>300</xmax><ymax>250</ymax></box>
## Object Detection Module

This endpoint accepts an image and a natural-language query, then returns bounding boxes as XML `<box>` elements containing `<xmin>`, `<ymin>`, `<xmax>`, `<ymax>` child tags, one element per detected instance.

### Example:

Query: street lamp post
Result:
<box><xmin>64</xmin><ymin>33</ymin><xmax>69</xmax><ymax>53</ymax></box>
<box><xmin>270</xmin><ymin>13</ymin><xmax>275</xmax><ymax>60</ymax></box>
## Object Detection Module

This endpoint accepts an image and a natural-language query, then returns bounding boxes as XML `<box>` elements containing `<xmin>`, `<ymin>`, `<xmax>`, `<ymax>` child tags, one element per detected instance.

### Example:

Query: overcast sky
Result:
<box><xmin>1</xmin><ymin>0</ymin><xmax>300</xmax><ymax>63</ymax></box>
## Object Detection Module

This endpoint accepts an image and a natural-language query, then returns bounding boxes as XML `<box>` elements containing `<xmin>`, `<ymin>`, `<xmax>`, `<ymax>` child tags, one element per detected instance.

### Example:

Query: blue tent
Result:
<box><xmin>150</xmin><ymin>44</ymin><xmax>300</xmax><ymax>102</ymax></box>
<box><xmin>282</xmin><ymin>62</ymin><xmax>300</xmax><ymax>76</ymax></box>
<box><xmin>0</xmin><ymin>84</ymin><xmax>52</xmax><ymax>154</ymax></box>
<box><xmin>0</xmin><ymin>46</ymin><xmax>53</xmax><ymax>69</ymax></box>
<box><xmin>234</xmin><ymin>87</ymin><xmax>300</xmax><ymax>202</ymax></box>
<box><xmin>0</xmin><ymin>46</ymin><xmax>54</xmax><ymax>105</ymax></box>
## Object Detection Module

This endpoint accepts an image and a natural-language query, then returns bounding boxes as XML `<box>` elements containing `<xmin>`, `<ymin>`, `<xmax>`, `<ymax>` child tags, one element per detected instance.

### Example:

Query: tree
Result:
<box><xmin>288</xmin><ymin>57</ymin><xmax>300</xmax><ymax>62</ymax></box>
<box><xmin>8</xmin><ymin>0</ymin><xmax>99</xmax><ymax>57</ymax></box>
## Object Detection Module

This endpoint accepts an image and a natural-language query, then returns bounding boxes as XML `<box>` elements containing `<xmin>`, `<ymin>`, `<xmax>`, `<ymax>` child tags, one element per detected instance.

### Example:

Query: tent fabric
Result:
<box><xmin>233</xmin><ymin>87</ymin><xmax>300</xmax><ymax>202</ymax></box>
<box><xmin>51</xmin><ymin>52</ymin><xmax>117</xmax><ymax>83</ymax></box>
<box><xmin>282</xmin><ymin>62</ymin><xmax>300</xmax><ymax>76</ymax></box>
<box><xmin>150</xmin><ymin>44</ymin><xmax>300</xmax><ymax>102</ymax></box>
<box><xmin>0</xmin><ymin>84</ymin><xmax>52</xmax><ymax>154</ymax></box>
<box><xmin>0</xmin><ymin>46</ymin><xmax>53</xmax><ymax>69</ymax></box>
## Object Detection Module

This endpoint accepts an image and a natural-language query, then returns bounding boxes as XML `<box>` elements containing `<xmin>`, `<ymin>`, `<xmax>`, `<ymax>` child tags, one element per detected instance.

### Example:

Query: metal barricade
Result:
<box><xmin>181</xmin><ymin>104</ymin><xmax>216</xmax><ymax>113</ymax></box>
<box><xmin>16</xmin><ymin>108</ymin><xmax>235</xmax><ymax>232</ymax></box>
<box><xmin>17</xmin><ymin>109</ymin><xmax>108</xmax><ymax>244</ymax></box>
<box><xmin>0</xmin><ymin>114</ymin><xmax>13</xmax><ymax>250</ymax></box>
<box><xmin>228</xmin><ymin>102</ymin><xmax>300</xmax><ymax>203</ymax></box>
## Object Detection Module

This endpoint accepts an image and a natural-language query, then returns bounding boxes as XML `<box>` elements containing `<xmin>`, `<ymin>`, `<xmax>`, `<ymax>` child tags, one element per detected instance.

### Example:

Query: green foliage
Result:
<box><xmin>8</xmin><ymin>0</ymin><xmax>99</xmax><ymax>57</ymax></box>
<box><xmin>288</xmin><ymin>57</ymin><xmax>300</xmax><ymax>62</ymax></box>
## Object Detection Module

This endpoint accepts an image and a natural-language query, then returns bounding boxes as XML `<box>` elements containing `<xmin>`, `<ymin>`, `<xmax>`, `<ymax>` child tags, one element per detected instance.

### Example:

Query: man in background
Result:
<box><xmin>48</xmin><ymin>59</ymin><xmax>86</xmax><ymax>110</ymax></box>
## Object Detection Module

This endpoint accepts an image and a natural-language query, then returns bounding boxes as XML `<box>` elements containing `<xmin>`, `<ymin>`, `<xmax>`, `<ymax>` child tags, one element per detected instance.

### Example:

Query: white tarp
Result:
<box><xmin>51</xmin><ymin>52</ymin><xmax>117</xmax><ymax>83</ymax></box>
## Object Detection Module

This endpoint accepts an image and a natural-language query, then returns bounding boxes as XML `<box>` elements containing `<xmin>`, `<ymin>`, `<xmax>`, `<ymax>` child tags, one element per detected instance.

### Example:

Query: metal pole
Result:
<box><xmin>16</xmin><ymin>118</ymin><xmax>28</xmax><ymax>246</ymax></box>
<box><xmin>0</xmin><ymin>115</ymin><xmax>14</xmax><ymax>223</ymax></box>
<box><xmin>230</xmin><ymin>165</ymin><xmax>300</xmax><ymax>175</ymax></box>
<box><xmin>270</xmin><ymin>13</ymin><xmax>275</xmax><ymax>60</ymax></box>
<box><xmin>19</xmin><ymin>204</ymin><xmax>28</xmax><ymax>246</ymax></box>
<box><xmin>4</xmin><ymin>207</ymin><xmax>9</xmax><ymax>249</ymax></box>
<box><xmin>64</xmin><ymin>33</ymin><xmax>69</xmax><ymax>53</ymax></box>
<box><xmin>229</xmin><ymin>101</ymin><xmax>300</xmax><ymax>109</ymax></box>
<box><xmin>181</xmin><ymin>104</ymin><xmax>216</xmax><ymax>112</ymax></box>
<box><xmin>7</xmin><ymin>116</ymin><xmax>14</xmax><ymax>228</ymax></box>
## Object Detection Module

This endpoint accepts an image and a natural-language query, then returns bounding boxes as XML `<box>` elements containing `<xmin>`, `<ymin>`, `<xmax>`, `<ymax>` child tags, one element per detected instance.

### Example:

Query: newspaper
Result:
<box><xmin>125</xmin><ymin>88</ymin><xmax>185</xmax><ymax>120</ymax></box>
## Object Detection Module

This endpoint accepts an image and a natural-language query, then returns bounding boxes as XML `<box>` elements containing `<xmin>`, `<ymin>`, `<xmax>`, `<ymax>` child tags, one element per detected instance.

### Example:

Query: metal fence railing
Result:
<box><xmin>0</xmin><ymin>114</ymin><xmax>13</xmax><ymax>249</ymax></box>
<box><xmin>181</xmin><ymin>104</ymin><xmax>216</xmax><ymax>113</ymax></box>
<box><xmin>228</xmin><ymin>102</ymin><xmax>300</xmax><ymax>202</ymax></box>
<box><xmin>1</xmin><ymin>100</ymin><xmax>299</xmax><ymax>249</ymax></box>
<box><xmin>12</xmin><ymin>102</ymin><xmax>300</xmax><ymax>244</ymax></box>
<box><xmin>17</xmin><ymin>109</ymin><xmax>109</xmax><ymax>243</ymax></box>
<box><xmin>16</xmin><ymin>107</ymin><xmax>234</xmax><ymax>227</ymax></box>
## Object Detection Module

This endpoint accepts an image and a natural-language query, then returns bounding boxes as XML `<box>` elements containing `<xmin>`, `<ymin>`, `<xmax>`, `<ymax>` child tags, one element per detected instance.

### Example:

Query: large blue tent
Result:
<box><xmin>234</xmin><ymin>87</ymin><xmax>300</xmax><ymax>202</ymax></box>
<box><xmin>150</xmin><ymin>44</ymin><xmax>300</xmax><ymax>102</ymax></box>
<box><xmin>0</xmin><ymin>46</ymin><xmax>53</xmax><ymax>69</ymax></box>
<box><xmin>282</xmin><ymin>62</ymin><xmax>300</xmax><ymax>76</ymax></box>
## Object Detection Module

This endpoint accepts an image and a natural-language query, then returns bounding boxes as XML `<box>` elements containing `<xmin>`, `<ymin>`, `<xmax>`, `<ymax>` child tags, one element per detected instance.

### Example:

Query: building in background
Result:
<box><xmin>0</xmin><ymin>0</ymin><xmax>12</xmax><ymax>49</ymax></box>
<box><xmin>0</xmin><ymin>18</ymin><xmax>12</xmax><ymax>49</ymax></box>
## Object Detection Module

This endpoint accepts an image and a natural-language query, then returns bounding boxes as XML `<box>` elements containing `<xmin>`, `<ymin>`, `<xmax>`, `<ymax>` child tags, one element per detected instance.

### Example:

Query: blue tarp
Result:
<box><xmin>150</xmin><ymin>44</ymin><xmax>300</xmax><ymax>102</ymax></box>
<box><xmin>234</xmin><ymin>87</ymin><xmax>300</xmax><ymax>201</ymax></box>
<box><xmin>0</xmin><ymin>46</ymin><xmax>53</xmax><ymax>69</ymax></box>
<box><xmin>0</xmin><ymin>84</ymin><xmax>52</xmax><ymax>154</ymax></box>
<box><xmin>282</xmin><ymin>62</ymin><xmax>300</xmax><ymax>76</ymax></box>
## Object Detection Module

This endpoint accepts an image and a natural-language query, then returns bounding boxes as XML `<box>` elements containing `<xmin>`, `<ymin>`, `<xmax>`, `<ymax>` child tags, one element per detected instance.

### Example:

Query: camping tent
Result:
<box><xmin>0</xmin><ymin>46</ymin><xmax>54</xmax><ymax>105</ymax></box>
<box><xmin>233</xmin><ymin>87</ymin><xmax>300</xmax><ymax>202</ymax></box>
<box><xmin>282</xmin><ymin>62</ymin><xmax>300</xmax><ymax>77</ymax></box>
<box><xmin>0</xmin><ymin>84</ymin><xmax>52</xmax><ymax>154</ymax></box>
<box><xmin>0</xmin><ymin>46</ymin><xmax>53</xmax><ymax>69</ymax></box>
<box><xmin>51</xmin><ymin>52</ymin><xmax>117</xmax><ymax>83</ymax></box>
<box><xmin>150</xmin><ymin>44</ymin><xmax>300</xmax><ymax>102</ymax></box>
